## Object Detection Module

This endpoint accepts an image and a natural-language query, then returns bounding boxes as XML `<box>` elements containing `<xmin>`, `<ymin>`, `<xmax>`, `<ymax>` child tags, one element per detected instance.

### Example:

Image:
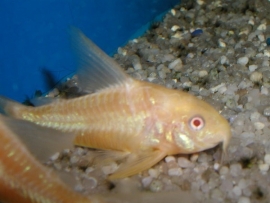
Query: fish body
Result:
<box><xmin>0</xmin><ymin>28</ymin><xmax>231</xmax><ymax>179</ymax></box>
<box><xmin>0</xmin><ymin>115</ymin><xmax>102</xmax><ymax>203</ymax></box>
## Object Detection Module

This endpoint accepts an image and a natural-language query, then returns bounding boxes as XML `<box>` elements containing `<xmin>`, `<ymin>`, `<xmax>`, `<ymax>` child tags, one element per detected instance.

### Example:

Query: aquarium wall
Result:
<box><xmin>0</xmin><ymin>0</ymin><xmax>179</xmax><ymax>102</ymax></box>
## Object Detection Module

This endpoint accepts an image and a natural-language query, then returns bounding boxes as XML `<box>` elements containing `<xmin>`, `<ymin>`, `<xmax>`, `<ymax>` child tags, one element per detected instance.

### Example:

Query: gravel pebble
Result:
<box><xmin>149</xmin><ymin>180</ymin><xmax>163</xmax><ymax>192</ymax></box>
<box><xmin>238</xmin><ymin>196</ymin><xmax>251</xmax><ymax>203</ymax></box>
<box><xmin>219</xmin><ymin>166</ymin><xmax>229</xmax><ymax>175</ymax></box>
<box><xmin>237</xmin><ymin>57</ymin><xmax>249</xmax><ymax>65</ymax></box>
<box><xmin>259</xmin><ymin>163</ymin><xmax>269</xmax><ymax>172</ymax></box>
<box><xmin>142</xmin><ymin>176</ymin><xmax>153</xmax><ymax>188</ymax></box>
<box><xmin>264</xmin><ymin>154</ymin><xmax>270</xmax><ymax>165</ymax></box>
<box><xmin>250</xmin><ymin>71</ymin><xmax>263</xmax><ymax>82</ymax></box>
<box><xmin>254</xmin><ymin>122</ymin><xmax>265</xmax><ymax>130</ymax></box>
<box><xmin>50</xmin><ymin>152</ymin><xmax>60</xmax><ymax>161</ymax></box>
<box><xmin>248</xmin><ymin>65</ymin><xmax>258</xmax><ymax>72</ymax></box>
<box><xmin>177</xmin><ymin>157</ymin><xmax>194</xmax><ymax>168</ymax></box>
<box><xmin>101</xmin><ymin>162</ymin><xmax>118</xmax><ymax>175</ymax></box>
<box><xmin>233</xmin><ymin>186</ymin><xmax>242</xmax><ymax>196</ymax></box>
<box><xmin>165</xmin><ymin>156</ymin><xmax>176</xmax><ymax>163</ymax></box>
<box><xmin>168</xmin><ymin>168</ymin><xmax>183</xmax><ymax>176</ymax></box>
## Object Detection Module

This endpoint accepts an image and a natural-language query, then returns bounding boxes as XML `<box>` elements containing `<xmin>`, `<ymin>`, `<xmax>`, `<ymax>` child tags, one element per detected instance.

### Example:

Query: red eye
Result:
<box><xmin>189</xmin><ymin>116</ymin><xmax>204</xmax><ymax>131</ymax></box>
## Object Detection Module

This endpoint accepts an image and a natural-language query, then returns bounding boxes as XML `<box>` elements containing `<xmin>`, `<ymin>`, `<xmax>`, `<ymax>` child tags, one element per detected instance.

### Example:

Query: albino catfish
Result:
<box><xmin>0</xmin><ymin>28</ymin><xmax>231</xmax><ymax>180</ymax></box>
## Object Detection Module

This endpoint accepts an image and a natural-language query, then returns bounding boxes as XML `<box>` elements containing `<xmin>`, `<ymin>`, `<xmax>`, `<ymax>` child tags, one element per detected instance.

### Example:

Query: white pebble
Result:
<box><xmin>85</xmin><ymin>167</ymin><xmax>95</xmax><ymax>174</ymax></box>
<box><xmin>70</xmin><ymin>155</ymin><xmax>79</xmax><ymax>164</ymax></box>
<box><xmin>172</xmin><ymin>32</ymin><xmax>183</xmax><ymax>39</ymax></box>
<box><xmin>171</xmin><ymin>25</ymin><xmax>180</xmax><ymax>31</ymax></box>
<box><xmin>133</xmin><ymin>62</ymin><xmax>142</xmax><ymax>70</ymax></box>
<box><xmin>142</xmin><ymin>176</ymin><xmax>153</xmax><ymax>187</ymax></box>
<box><xmin>261</xmin><ymin>86</ymin><xmax>269</xmax><ymax>95</ymax></box>
<box><xmin>264</xmin><ymin>50</ymin><xmax>270</xmax><ymax>57</ymax></box>
<box><xmin>165</xmin><ymin>156</ymin><xmax>176</xmax><ymax>163</ymax></box>
<box><xmin>148</xmin><ymin>168</ymin><xmax>159</xmax><ymax>178</ymax></box>
<box><xmin>259</xmin><ymin>163</ymin><xmax>269</xmax><ymax>172</ymax></box>
<box><xmin>75</xmin><ymin>147</ymin><xmax>85</xmax><ymax>156</ymax></box>
<box><xmin>183</xmin><ymin>81</ymin><xmax>192</xmax><ymax>88</ymax></box>
<box><xmin>101</xmin><ymin>162</ymin><xmax>118</xmax><ymax>175</ymax></box>
<box><xmin>177</xmin><ymin>157</ymin><xmax>194</xmax><ymax>168</ymax></box>
<box><xmin>149</xmin><ymin>180</ymin><xmax>163</xmax><ymax>192</ymax></box>
<box><xmin>168</xmin><ymin>58</ymin><xmax>183</xmax><ymax>71</ymax></box>
<box><xmin>187</xmin><ymin>53</ymin><xmax>194</xmax><ymax>58</ymax></box>
<box><xmin>214</xmin><ymin>163</ymin><xmax>220</xmax><ymax>171</ymax></box>
<box><xmin>218</xmin><ymin>86</ymin><xmax>227</xmax><ymax>94</ymax></box>
<box><xmin>233</xmin><ymin>186</ymin><xmax>242</xmax><ymax>196</ymax></box>
<box><xmin>220</xmin><ymin>55</ymin><xmax>227</xmax><ymax>64</ymax></box>
<box><xmin>196</xmin><ymin>0</ymin><xmax>204</xmax><ymax>5</ymax></box>
<box><xmin>198</xmin><ymin>70</ymin><xmax>208</xmax><ymax>78</ymax></box>
<box><xmin>218</xmin><ymin>39</ymin><xmax>226</xmax><ymax>47</ymax></box>
<box><xmin>257</xmin><ymin>23</ymin><xmax>266</xmax><ymax>31</ymax></box>
<box><xmin>170</xmin><ymin>9</ymin><xmax>176</xmax><ymax>16</ymax></box>
<box><xmin>189</xmin><ymin>42</ymin><xmax>196</xmax><ymax>48</ymax></box>
<box><xmin>238</xmin><ymin>196</ymin><xmax>251</xmax><ymax>203</ymax></box>
<box><xmin>210</xmin><ymin>83</ymin><xmax>226</xmax><ymax>93</ymax></box>
<box><xmin>248</xmin><ymin>18</ymin><xmax>255</xmax><ymax>26</ymax></box>
<box><xmin>250</xmin><ymin>111</ymin><xmax>261</xmax><ymax>122</ymax></box>
<box><xmin>254</xmin><ymin>122</ymin><xmax>265</xmax><ymax>130</ymax></box>
<box><xmin>168</xmin><ymin>168</ymin><xmax>183</xmax><ymax>176</ymax></box>
<box><xmin>248</xmin><ymin>64</ymin><xmax>258</xmax><ymax>72</ymax></box>
<box><xmin>258</xmin><ymin>34</ymin><xmax>265</xmax><ymax>42</ymax></box>
<box><xmin>250</xmin><ymin>71</ymin><xmax>262</xmax><ymax>82</ymax></box>
<box><xmin>117</xmin><ymin>47</ymin><xmax>127</xmax><ymax>56</ymax></box>
<box><xmin>50</xmin><ymin>152</ymin><xmax>60</xmax><ymax>161</ymax></box>
<box><xmin>237</xmin><ymin>56</ymin><xmax>249</xmax><ymax>65</ymax></box>
<box><xmin>264</xmin><ymin>154</ymin><xmax>270</xmax><ymax>165</ymax></box>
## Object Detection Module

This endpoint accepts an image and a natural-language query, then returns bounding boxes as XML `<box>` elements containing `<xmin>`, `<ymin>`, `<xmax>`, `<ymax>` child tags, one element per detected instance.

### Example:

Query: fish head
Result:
<box><xmin>167</xmin><ymin>92</ymin><xmax>231</xmax><ymax>154</ymax></box>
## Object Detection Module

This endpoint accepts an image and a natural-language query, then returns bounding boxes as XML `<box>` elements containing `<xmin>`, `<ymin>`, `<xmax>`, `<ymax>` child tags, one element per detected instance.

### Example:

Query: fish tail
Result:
<box><xmin>0</xmin><ymin>96</ymin><xmax>26</xmax><ymax>117</ymax></box>
<box><xmin>0</xmin><ymin>114</ymin><xmax>101</xmax><ymax>203</ymax></box>
<box><xmin>0</xmin><ymin>115</ymin><xmax>76</xmax><ymax>162</ymax></box>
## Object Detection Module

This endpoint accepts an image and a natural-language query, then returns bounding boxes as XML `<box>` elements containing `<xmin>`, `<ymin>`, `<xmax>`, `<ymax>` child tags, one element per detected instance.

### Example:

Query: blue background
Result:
<box><xmin>0</xmin><ymin>0</ymin><xmax>179</xmax><ymax>102</ymax></box>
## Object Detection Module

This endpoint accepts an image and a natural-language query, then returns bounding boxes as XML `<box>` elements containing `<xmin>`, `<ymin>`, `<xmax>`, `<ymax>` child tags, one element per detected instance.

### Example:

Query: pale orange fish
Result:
<box><xmin>0</xmin><ymin>114</ymin><xmax>105</xmax><ymax>203</ymax></box>
<box><xmin>0</xmin><ymin>28</ymin><xmax>231</xmax><ymax>180</ymax></box>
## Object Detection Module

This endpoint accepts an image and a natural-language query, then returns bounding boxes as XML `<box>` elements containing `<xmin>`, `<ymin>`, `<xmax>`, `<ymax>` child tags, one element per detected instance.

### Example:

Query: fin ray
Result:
<box><xmin>69</xmin><ymin>27</ymin><xmax>131</xmax><ymax>92</ymax></box>
<box><xmin>0</xmin><ymin>115</ymin><xmax>76</xmax><ymax>162</ymax></box>
<box><xmin>109</xmin><ymin>150</ymin><xmax>166</xmax><ymax>180</ymax></box>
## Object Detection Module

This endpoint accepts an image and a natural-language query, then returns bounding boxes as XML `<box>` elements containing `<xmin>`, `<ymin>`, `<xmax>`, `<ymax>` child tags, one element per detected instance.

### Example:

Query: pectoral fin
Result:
<box><xmin>108</xmin><ymin>150</ymin><xmax>166</xmax><ymax>180</ymax></box>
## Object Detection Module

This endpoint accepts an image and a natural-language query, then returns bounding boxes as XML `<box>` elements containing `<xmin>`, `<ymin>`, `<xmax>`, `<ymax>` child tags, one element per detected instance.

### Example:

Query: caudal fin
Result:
<box><xmin>0</xmin><ymin>115</ymin><xmax>76</xmax><ymax>162</ymax></box>
<box><xmin>0</xmin><ymin>96</ymin><xmax>26</xmax><ymax>117</ymax></box>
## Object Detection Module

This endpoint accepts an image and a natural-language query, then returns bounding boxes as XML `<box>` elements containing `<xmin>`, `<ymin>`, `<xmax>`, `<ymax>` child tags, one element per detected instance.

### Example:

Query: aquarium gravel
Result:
<box><xmin>44</xmin><ymin>0</ymin><xmax>270</xmax><ymax>202</ymax></box>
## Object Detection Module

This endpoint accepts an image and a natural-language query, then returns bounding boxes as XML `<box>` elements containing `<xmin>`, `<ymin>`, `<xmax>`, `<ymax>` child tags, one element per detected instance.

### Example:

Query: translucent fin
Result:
<box><xmin>69</xmin><ymin>27</ymin><xmax>131</xmax><ymax>92</ymax></box>
<box><xmin>0</xmin><ymin>115</ymin><xmax>76</xmax><ymax>162</ymax></box>
<box><xmin>94</xmin><ymin>150</ymin><xmax>130</xmax><ymax>162</ymax></box>
<box><xmin>92</xmin><ymin>150</ymin><xmax>130</xmax><ymax>168</ymax></box>
<box><xmin>108</xmin><ymin>150</ymin><xmax>166</xmax><ymax>180</ymax></box>
<box><xmin>0</xmin><ymin>96</ymin><xmax>25</xmax><ymax>116</ymax></box>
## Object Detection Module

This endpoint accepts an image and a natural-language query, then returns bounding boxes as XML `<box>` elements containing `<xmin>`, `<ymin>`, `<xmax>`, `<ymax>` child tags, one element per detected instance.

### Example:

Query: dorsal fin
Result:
<box><xmin>69</xmin><ymin>27</ymin><xmax>131</xmax><ymax>92</ymax></box>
